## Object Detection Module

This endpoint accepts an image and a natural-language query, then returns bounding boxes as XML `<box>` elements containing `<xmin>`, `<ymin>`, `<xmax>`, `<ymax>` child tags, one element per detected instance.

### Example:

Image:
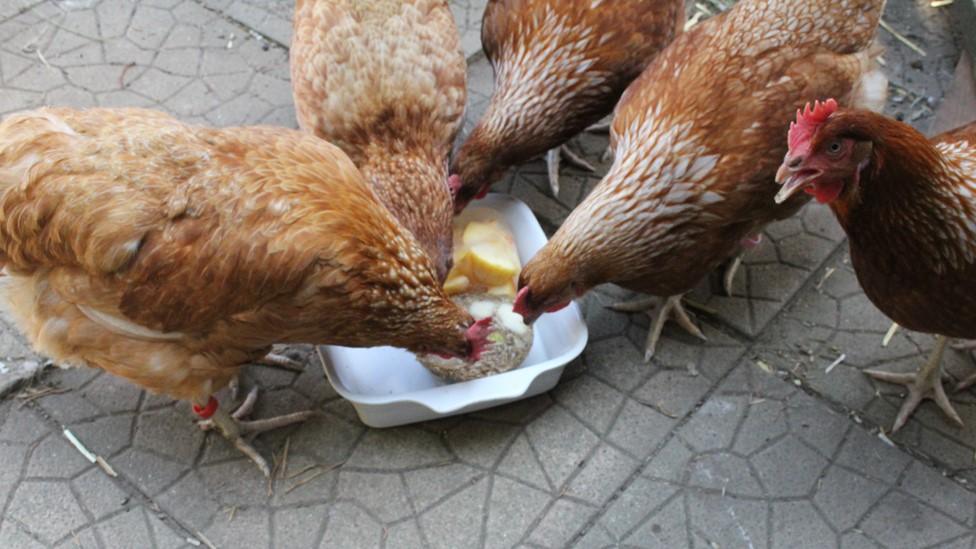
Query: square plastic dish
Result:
<box><xmin>318</xmin><ymin>193</ymin><xmax>588</xmax><ymax>428</ymax></box>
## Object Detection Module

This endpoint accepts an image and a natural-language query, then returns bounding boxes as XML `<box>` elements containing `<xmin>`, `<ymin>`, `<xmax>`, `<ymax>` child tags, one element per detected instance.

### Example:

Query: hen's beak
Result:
<box><xmin>513</xmin><ymin>287</ymin><xmax>540</xmax><ymax>324</ymax></box>
<box><xmin>774</xmin><ymin>156</ymin><xmax>821</xmax><ymax>204</ymax></box>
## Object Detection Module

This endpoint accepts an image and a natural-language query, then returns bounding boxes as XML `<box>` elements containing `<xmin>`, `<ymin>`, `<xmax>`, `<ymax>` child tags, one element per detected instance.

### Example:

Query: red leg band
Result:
<box><xmin>192</xmin><ymin>396</ymin><xmax>218</xmax><ymax>419</ymax></box>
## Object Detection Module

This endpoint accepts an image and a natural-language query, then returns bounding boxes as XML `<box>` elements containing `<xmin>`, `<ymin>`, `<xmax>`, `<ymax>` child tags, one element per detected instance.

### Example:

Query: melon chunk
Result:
<box><xmin>443</xmin><ymin>273</ymin><xmax>470</xmax><ymax>295</ymax></box>
<box><xmin>444</xmin><ymin>218</ymin><xmax>521</xmax><ymax>297</ymax></box>
<box><xmin>461</xmin><ymin>242</ymin><xmax>518</xmax><ymax>286</ymax></box>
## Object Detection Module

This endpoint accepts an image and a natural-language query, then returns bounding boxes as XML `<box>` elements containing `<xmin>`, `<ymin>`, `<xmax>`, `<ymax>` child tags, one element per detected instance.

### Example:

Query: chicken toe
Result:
<box><xmin>196</xmin><ymin>389</ymin><xmax>318</xmax><ymax>476</ymax></box>
<box><xmin>254</xmin><ymin>352</ymin><xmax>304</xmax><ymax>372</ymax></box>
<box><xmin>609</xmin><ymin>295</ymin><xmax>707</xmax><ymax>362</ymax></box>
<box><xmin>865</xmin><ymin>336</ymin><xmax>963</xmax><ymax>432</ymax></box>
<box><xmin>956</xmin><ymin>371</ymin><xmax>976</xmax><ymax>392</ymax></box>
<box><xmin>722</xmin><ymin>255</ymin><xmax>743</xmax><ymax>297</ymax></box>
<box><xmin>546</xmin><ymin>145</ymin><xmax>597</xmax><ymax>197</ymax></box>
<box><xmin>952</xmin><ymin>340</ymin><xmax>976</xmax><ymax>351</ymax></box>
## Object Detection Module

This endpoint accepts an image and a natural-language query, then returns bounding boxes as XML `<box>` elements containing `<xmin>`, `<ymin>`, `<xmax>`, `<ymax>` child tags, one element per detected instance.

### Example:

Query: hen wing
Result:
<box><xmin>0</xmin><ymin>108</ymin><xmax>369</xmax><ymax>335</ymax></box>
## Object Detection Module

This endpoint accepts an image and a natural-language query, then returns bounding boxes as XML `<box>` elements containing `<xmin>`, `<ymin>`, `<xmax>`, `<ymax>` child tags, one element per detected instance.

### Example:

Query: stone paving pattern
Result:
<box><xmin>0</xmin><ymin>0</ymin><xmax>974</xmax><ymax>548</ymax></box>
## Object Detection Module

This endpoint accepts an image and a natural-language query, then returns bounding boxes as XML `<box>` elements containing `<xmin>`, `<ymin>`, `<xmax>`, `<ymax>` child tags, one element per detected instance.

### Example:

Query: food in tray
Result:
<box><xmin>419</xmin><ymin>217</ymin><xmax>532</xmax><ymax>381</ymax></box>
<box><xmin>443</xmin><ymin>220</ymin><xmax>520</xmax><ymax>298</ymax></box>
<box><xmin>418</xmin><ymin>293</ymin><xmax>533</xmax><ymax>381</ymax></box>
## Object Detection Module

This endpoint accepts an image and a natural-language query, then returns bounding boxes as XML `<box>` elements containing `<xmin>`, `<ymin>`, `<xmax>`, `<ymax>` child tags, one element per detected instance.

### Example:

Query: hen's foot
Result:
<box><xmin>608</xmin><ymin>295</ymin><xmax>707</xmax><ymax>362</ymax></box>
<box><xmin>720</xmin><ymin>234</ymin><xmax>763</xmax><ymax>296</ymax></box>
<box><xmin>865</xmin><ymin>336</ymin><xmax>963</xmax><ymax>432</ymax></box>
<box><xmin>583</xmin><ymin>120</ymin><xmax>614</xmax><ymax>162</ymax></box>
<box><xmin>956</xmin><ymin>371</ymin><xmax>976</xmax><ymax>392</ymax></box>
<box><xmin>952</xmin><ymin>340</ymin><xmax>976</xmax><ymax>351</ymax></box>
<box><xmin>546</xmin><ymin>145</ymin><xmax>596</xmax><ymax>197</ymax></box>
<box><xmin>196</xmin><ymin>389</ymin><xmax>317</xmax><ymax>476</ymax></box>
<box><xmin>722</xmin><ymin>255</ymin><xmax>743</xmax><ymax>297</ymax></box>
<box><xmin>954</xmin><ymin>341</ymin><xmax>976</xmax><ymax>391</ymax></box>
<box><xmin>228</xmin><ymin>352</ymin><xmax>305</xmax><ymax>400</ymax></box>
<box><xmin>254</xmin><ymin>352</ymin><xmax>304</xmax><ymax>372</ymax></box>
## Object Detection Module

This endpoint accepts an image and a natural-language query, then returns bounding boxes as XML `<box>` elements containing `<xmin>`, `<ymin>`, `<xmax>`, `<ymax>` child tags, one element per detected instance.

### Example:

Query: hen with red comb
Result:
<box><xmin>517</xmin><ymin>0</ymin><xmax>888</xmax><ymax>362</ymax></box>
<box><xmin>775</xmin><ymin>105</ymin><xmax>976</xmax><ymax>433</ymax></box>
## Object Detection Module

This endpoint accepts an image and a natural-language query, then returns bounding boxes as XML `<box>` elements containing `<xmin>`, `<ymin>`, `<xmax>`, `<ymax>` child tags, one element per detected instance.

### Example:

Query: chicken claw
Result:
<box><xmin>584</xmin><ymin>120</ymin><xmax>614</xmax><ymax>163</ymax></box>
<box><xmin>953</xmin><ymin>342</ymin><xmax>976</xmax><ymax>391</ymax></box>
<box><xmin>608</xmin><ymin>295</ymin><xmax>707</xmax><ymax>362</ymax></box>
<box><xmin>721</xmin><ymin>234</ymin><xmax>763</xmax><ymax>296</ymax></box>
<box><xmin>254</xmin><ymin>352</ymin><xmax>304</xmax><ymax>372</ymax></box>
<box><xmin>722</xmin><ymin>255</ymin><xmax>743</xmax><ymax>297</ymax></box>
<box><xmin>952</xmin><ymin>340</ymin><xmax>976</xmax><ymax>351</ymax></box>
<box><xmin>197</xmin><ymin>388</ymin><xmax>318</xmax><ymax>476</ymax></box>
<box><xmin>228</xmin><ymin>351</ymin><xmax>305</xmax><ymax>401</ymax></box>
<box><xmin>546</xmin><ymin>145</ymin><xmax>596</xmax><ymax>197</ymax></box>
<box><xmin>865</xmin><ymin>336</ymin><xmax>963</xmax><ymax>433</ymax></box>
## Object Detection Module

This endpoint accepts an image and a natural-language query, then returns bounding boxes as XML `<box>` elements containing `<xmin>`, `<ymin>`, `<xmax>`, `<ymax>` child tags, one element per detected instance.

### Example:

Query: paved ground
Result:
<box><xmin>0</xmin><ymin>0</ymin><xmax>974</xmax><ymax>548</ymax></box>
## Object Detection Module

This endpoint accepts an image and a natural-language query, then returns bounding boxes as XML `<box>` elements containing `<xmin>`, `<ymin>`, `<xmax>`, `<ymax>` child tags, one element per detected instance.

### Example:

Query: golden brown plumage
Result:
<box><xmin>515</xmin><ymin>0</ymin><xmax>888</xmax><ymax>360</ymax></box>
<box><xmin>0</xmin><ymin>107</ymin><xmax>488</xmax><ymax>472</ymax></box>
<box><xmin>451</xmin><ymin>0</ymin><xmax>685</xmax><ymax>209</ymax></box>
<box><xmin>776</xmin><ymin>106</ymin><xmax>976</xmax><ymax>431</ymax></box>
<box><xmin>290</xmin><ymin>0</ymin><xmax>467</xmax><ymax>281</ymax></box>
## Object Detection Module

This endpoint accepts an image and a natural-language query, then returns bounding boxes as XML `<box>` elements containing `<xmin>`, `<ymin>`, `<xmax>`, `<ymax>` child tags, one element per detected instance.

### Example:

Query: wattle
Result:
<box><xmin>805</xmin><ymin>179</ymin><xmax>844</xmax><ymax>203</ymax></box>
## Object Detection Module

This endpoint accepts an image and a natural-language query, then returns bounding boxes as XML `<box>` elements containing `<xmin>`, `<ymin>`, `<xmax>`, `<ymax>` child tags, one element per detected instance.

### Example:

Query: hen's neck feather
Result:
<box><xmin>836</xmin><ymin>116</ymin><xmax>976</xmax><ymax>274</ymax></box>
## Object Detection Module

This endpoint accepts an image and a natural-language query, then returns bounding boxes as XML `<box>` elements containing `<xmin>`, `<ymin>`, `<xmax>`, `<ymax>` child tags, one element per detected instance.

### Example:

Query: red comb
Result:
<box><xmin>788</xmin><ymin>99</ymin><xmax>838</xmax><ymax>156</ymax></box>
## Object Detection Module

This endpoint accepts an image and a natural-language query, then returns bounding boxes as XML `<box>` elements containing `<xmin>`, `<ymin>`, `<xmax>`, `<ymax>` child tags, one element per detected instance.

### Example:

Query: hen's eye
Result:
<box><xmin>827</xmin><ymin>141</ymin><xmax>842</xmax><ymax>154</ymax></box>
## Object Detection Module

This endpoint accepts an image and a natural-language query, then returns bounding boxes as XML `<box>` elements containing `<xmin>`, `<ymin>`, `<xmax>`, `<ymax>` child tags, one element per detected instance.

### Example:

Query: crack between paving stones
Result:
<box><xmin>14</xmin><ymin>399</ymin><xmax>203</xmax><ymax>545</ymax></box>
<box><xmin>189</xmin><ymin>0</ymin><xmax>290</xmax><ymax>52</ymax></box>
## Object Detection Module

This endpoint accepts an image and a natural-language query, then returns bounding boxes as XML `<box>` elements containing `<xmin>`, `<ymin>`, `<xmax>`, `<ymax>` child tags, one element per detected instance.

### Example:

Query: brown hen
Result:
<box><xmin>290</xmin><ymin>0</ymin><xmax>467</xmax><ymax>281</ymax></box>
<box><xmin>451</xmin><ymin>0</ymin><xmax>685</xmax><ymax>208</ymax></box>
<box><xmin>776</xmin><ymin>102</ymin><xmax>976</xmax><ymax>431</ymax></box>
<box><xmin>515</xmin><ymin>0</ymin><xmax>888</xmax><ymax>360</ymax></box>
<box><xmin>0</xmin><ymin>108</ymin><xmax>490</xmax><ymax>474</ymax></box>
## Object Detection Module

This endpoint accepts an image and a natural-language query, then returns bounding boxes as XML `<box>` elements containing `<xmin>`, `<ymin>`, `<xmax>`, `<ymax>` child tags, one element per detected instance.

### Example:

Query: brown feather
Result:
<box><xmin>810</xmin><ymin>112</ymin><xmax>976</xmax><ymax>338</ymax></box>
<box><xmin>290</xmin><ymin>0</ymin><xmax>466</xmax><ymax>280</ymax></box>
<box><xmin>0</xmin><ymin>107</ymin><xmax>475</xmax><ymax>401</ymax></box>
<box><xmin>451</xmin><ymin>0</ymin><xmax>685</xmax><ymax>201</ymax></box>
<box><xmin>519</xmin><ymin>0</ymin><xmax>887</xmax><ymax>312</ymax></box>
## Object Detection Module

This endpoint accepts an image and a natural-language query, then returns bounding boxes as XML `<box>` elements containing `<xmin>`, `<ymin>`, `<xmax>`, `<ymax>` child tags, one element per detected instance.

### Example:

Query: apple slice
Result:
<box><xmin>461</xmin><ymin>241</ymin><xmax>519</xmax><ymax>287</ymax></box>
<box><xmin>443</xmin><ymin>273</ymin><xmax>470</xmax><ymax>295</ymax></box>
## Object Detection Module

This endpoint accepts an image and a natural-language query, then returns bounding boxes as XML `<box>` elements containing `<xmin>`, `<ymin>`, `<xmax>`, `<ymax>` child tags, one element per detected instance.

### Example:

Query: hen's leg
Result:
<box><xmin>228</xmin><ymin>352</ymin><xmax>304</xmax><ymax>401</ymax></box>
<box><xmin>865</xmin><ymin>336</ymin><xmax>963</xmax><ymax>432</ymax></box>
<box><xmin>546</xmin><ymin>146</ymin><xmax>596</xmax><ymax>197</ymax></box>
<box><xmin>584</xmin><ymin>120</ymin><xmax>614</xmax><ymax>163</ymax></box>
<box><xmin>608</xmin><ymin>295</ymin><xmax>707</xmax><ymax>362</ymax></box>
<box><xmin>722</xmin><ymin>255</ymin><xmax>744</xmax><ymax>297</ymax></box>
<box><xmin>195</xmin><ymin>389</ymin><xmax>317</xmax><ymax>476</ymax></box>
<box><xmin>721</xmin><ymin>233</ymin><xmax>763</xmax><ymax>297</ymax></box>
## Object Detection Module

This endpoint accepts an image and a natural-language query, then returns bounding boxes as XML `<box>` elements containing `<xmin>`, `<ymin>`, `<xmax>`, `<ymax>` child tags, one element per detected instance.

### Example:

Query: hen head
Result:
<box><xmin>449</xmin><ymin>135</ymin><xmax>510</xmax><ymax>214</ymax></box>
<box><xmin>513</xmin><ymin>254</ymin><xmax>581</xmax><ymax>324</ymax></box>
<box><xmin>775</xmin><ymin>99</ymin><xmax>874</xmax><ymax>205</ymax></box>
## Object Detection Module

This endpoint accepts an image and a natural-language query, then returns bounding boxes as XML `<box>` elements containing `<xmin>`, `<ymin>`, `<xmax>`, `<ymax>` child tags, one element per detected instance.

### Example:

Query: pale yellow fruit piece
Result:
<box><xmin>462</xmin><ymin>221</ymin><xmax>515</xmax><ymax>248</ymax></box>
<box><xmin>461</xmin><ymin>242</ymin><xmax>519</xmax><ymax>287</ymax></box>
<box><xmin>487</xmin><ymin>281</ymin><xmax>517</xmax><ymax>298</ymax></box>
<box><xmin>443</xmin><ymin>273</ymin><xmax>470</xmax><ymax>295</ymax></box>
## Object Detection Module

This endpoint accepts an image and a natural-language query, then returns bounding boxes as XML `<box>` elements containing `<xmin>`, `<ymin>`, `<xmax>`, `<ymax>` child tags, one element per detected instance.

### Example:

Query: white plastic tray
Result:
<box><xmin>318</xmin><ymin>194</ymin><xmax>588</xmax><ymax>428</ymax></box>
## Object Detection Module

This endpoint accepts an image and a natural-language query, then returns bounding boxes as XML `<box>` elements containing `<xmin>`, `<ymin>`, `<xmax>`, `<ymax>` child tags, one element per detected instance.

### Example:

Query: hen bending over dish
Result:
<box><xmin>0</xmin><ymin>108</ymin><xmax>490</xmax><ymax>474</ymax></box>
